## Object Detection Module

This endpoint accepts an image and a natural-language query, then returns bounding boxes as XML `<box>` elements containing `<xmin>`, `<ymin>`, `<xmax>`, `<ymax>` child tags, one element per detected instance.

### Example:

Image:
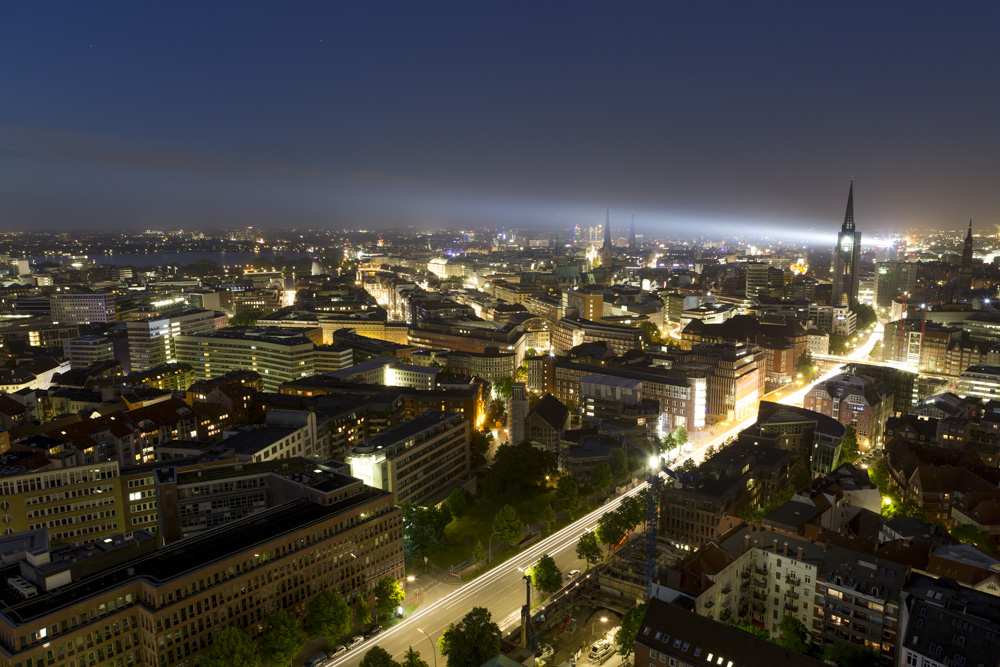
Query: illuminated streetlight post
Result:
<box><xmin>416</xmin><ymin>628</ymin><xmax>437</xmax><ymax>667</ymax></box>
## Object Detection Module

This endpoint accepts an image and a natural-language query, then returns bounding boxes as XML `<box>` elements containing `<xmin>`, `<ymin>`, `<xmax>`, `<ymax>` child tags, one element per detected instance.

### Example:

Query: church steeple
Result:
<box><xmin>960</xmin><ymin>218</ymin><xmax>974</xmax><ymax>288</ymax></box>
<box><xmin>600</xmin><ymin>208</ymin><xmax>614</xmax><ymax>275</ymax></box>
<box><xmin>842</xmin><ymin>178</ymin><xmax>855</xmax><ymax>231</ymax></box>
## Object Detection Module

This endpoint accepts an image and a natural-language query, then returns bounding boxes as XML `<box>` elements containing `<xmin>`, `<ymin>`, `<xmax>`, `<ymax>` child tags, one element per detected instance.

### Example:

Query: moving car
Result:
<box><xmin>567</xmin><ymin>569</ymin><xmax>581</xmax><ymax>579</ymax></box>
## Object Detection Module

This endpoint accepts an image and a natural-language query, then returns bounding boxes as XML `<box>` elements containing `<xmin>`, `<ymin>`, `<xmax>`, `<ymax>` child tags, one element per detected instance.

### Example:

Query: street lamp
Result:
<box><xmin>487</xmin><ymin>530</ymin><xmax>502</xmax><ymax>564</ymax></box>
<box><xmin>416</xmin><ymin>628</ymin><xmax>437</xmax><ymax>667</ymax></box>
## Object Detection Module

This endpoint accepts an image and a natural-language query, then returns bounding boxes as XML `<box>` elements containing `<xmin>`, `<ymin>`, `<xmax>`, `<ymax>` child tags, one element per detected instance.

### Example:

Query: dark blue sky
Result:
<box><xmin>2</xmin><ymin>2</ymin><xmax>999</xmax><ymax>238</ymax></box>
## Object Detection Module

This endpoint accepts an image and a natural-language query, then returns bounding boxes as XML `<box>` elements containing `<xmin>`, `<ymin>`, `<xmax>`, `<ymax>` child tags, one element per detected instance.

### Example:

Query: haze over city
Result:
<box><xmin>3</xmin><ymin>5</ymin><xmax>1000</xmax><ymax>667</ymax></box>
<box><xmin>3</xmin><ymin>2</ymin><xmax>1000</xmax><ymax>235</ymax></box>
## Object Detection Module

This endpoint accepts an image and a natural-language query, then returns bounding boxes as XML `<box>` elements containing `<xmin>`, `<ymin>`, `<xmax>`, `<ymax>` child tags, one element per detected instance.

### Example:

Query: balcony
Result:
<box><xmin>752</xmin><ymin>591</ymin><xmax>767</xmax><ymax>602</ymax></box>
<box><xmin>785</xmin><ymin>602</ymin><xmax>798</xmax><ymax>613</ymax></box>
<box><xmin>740</xmin><ymin>569</ymin><xmax>751</xmax><ymax>580</ymax></box>
<box><xmin>721</xmin><ymin>585</ymin><xmax>732</xmax><ymax>594</ymax></box>
<box><xmin>785</xmin><ymin>574</ymin><xmax>801</xmax><ymax>585</ymax></box>
<box><xmin>754</xmin><ymin>577</ymin><xmax>767</xmax><ymax>587</ymax></box>
<box><xmin>785</xmin><ymin>590</ymin><xmax>800</xmax><ymax>601</ymax></box>
<box><xmin>754</xmin><ymin>565</ymin><xmax>768</xmax><ymax>575</ymax></box>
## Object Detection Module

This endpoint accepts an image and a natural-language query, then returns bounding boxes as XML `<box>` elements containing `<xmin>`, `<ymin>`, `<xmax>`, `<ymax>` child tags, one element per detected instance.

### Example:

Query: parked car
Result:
<box><xmin>364</xmin><ymin>624</ymin><xmax>383</xmax><ymax>639</ymax></box>
<box><xmin>567</xmin><ymin>569</ymin><xmax>581</xmax><ymax>579</ymax></box>
<box><xmin>308</xmin><ymin>653</ymin><xmax>330</xmax><ymax>667</ymax></box>
<box><xmin>347</xmin><ymin>635</ymin><xmax>365</xmax><ymax>649</ymax></box>
<box><xmin>330</xmin><ymin>646</ymin><xmax>348</xmax><ymax>658</ymax></box>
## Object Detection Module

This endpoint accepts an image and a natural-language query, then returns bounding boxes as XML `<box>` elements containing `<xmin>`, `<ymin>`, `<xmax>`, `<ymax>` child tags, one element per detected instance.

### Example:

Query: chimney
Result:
<box><xmin>773</xmin><ymin>539</ymin><xmax>779</xmax><ymax>552</ymax></box>
<box><xmin>759</xmin><ymin>536</ymin><xmax>766</xmax><ymax>548</ymax></box>
<box><xmin>743</xmin><ymin>535</ymin><xmax>751</xmax><ymax>554</ymax></box>
<box><xmin>783</xmin><ymin>542</ymin><xmax>789</xmax><ymax>556</ymax></box>
<box><xmin>797</xmin><ymin>546</ymin><xmax>804</xmax><ymax>560</ymax></box>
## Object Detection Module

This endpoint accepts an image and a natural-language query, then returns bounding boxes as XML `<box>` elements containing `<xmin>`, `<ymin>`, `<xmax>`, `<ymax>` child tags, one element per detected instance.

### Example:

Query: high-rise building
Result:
<box><xmin>628</xmin><ymin>211</ymin><xmax>637</xmax><ymax>253</ymax></box>
<box><xmin>745</xmin><ymin>261</ymin><xmax>770</xmax><ymax>301</ymax></box>
<box><xmin>127</xmin><ymin>309</ymin><xmax>218</xmax><ymax>373</ymax></box>
<box><xmin>875</xmin><ymin>261</ymin><xmax>916</xmax><ymax>309</ymax></box>
<box><xmin>831</xmin><ymin>180</ymin><xmax>861</xmax><ymax>308</ymax></box>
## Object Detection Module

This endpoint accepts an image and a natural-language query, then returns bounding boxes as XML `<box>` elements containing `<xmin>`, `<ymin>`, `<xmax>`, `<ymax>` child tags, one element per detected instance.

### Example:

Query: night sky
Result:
<box><xmin>2</xmin><ymin>2</ymin><xmax>1000</xmax><ymax>239</ymax></box>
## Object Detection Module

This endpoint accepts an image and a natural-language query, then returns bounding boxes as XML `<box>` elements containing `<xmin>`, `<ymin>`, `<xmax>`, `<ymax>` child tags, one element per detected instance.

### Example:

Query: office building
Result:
<box><xmin>875</xmin><ymin>261</ymin><xmax>916</xmax><ymax>309</ymax></box>
<box><xmin>346</xmin><ymin>410</ymin><xmax>470</xmax><ymax>506</ymax></box>
<box><xmin>62</xmin><ymin>336</ymin><xmax>115</xmax><ymax>370</ymax></box>
<box><xmin>127</xmin><ymin>309</ymin><xmax>219</xmax><ymax>373</ymax></box>
<box><xmin>175</xmin><ymin>326</ymin><xmax>321</xmax><ymax>392</ymax></box>
<box><xmin>507</xmin><ymin>382</ymin><xmax>528</xmax><ymax>445</ymax></box>
<box><xmin>49</xmin><ymin>291</ymin><xmax>117</xmax><ymax>326</ymax></box>
<box><xmin>0</xmin><ymin>489</ymin><xmax>402</xmax><ymax>667</ymax></box>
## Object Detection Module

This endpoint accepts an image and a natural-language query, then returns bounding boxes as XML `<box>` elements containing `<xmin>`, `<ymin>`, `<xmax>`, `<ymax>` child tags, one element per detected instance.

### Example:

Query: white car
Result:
<box><xmin>567</xmin><ymin>569</ymin><xmax>581</xmax><ymax>579</ymax></box>
<box><xmin>347</xmin><ymin>636</ymin><xmax>364</xmax><ymax>650</ymax></box>
<box><xmin>330</xmin><ymin>646</ymin><xmax>347</xmax><ymax>658</ymax></box>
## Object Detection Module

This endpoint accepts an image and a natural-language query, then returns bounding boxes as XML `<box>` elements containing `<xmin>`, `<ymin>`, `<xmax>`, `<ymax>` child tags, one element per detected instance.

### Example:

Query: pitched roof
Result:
<box><xmin>526</xmin><ymin>393</ymin><xmax>569</xmax><ymax>431</ymax></box>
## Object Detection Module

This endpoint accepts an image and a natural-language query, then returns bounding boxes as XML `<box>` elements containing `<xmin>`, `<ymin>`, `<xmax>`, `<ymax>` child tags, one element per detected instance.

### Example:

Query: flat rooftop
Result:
<box><xmin>0</xmin><ymin>492</ymin><xmax>391</xmax><ymax>624</ymax></box>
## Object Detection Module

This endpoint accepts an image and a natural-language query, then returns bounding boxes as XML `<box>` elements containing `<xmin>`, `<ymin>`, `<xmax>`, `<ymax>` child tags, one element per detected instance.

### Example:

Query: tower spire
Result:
<box><xmin>604</xmin><ymin>208</ymin><xmax>612</xmax><ymax>246</ymax></box>
<box><xmin>842</xmin><ymin>178</ymin><xmax>855</xmax><ymax>231</ymax></box>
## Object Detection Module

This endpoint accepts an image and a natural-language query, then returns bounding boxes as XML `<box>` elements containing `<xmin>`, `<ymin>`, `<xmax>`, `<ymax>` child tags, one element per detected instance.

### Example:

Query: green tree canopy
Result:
<box><xmin>357</xmin><ymin>596</ymin><xmax>373</xmax><ymax>625</ymax></box>
<box><xmin>375</xmin><ymin>577</ymin><xmax>406</xmax><ymax>620</ymax></box>
<box><xmin>470</xmin><ymin>430</ymin><xmax>491</xmax><ymax>469</ymax></box>
<box><xmin>824</xmin><ymin>642</ymin><xmax>880</xmax><ymax>667</ymax></box>
<box><xmin>472</xmin><ymin>540</ymin><xmax>486</xmax><ymax>564</ymax></box>
<box><xmin>589</xmin><ymin>463</ymin><xmax>614</xmax><ymax>496</ymax></box>
<box><xmin>439</xmin><ymin>607</ymin><xmax>501</xmax><ymax>667</ymax></box>
<box><xmin>492</xmin><ymin>504</ymin><xmax>523</xmax><ymax>545</ymax></box>
<box><xmin>444</xmin><ymin>488</ymin><xmax>471</xmax><ymax>519</ymax></box>
<box><xmin>555</xmin><ymin>475</ymin><xmax>581</xmax><ymax>513</ymax></box>
<box><xmin>777</xmin><ymin>616</ymin><xmax>815</xmax><ymax>656</ymax></box>
<box><xmin>852</xmin><ymin>303</ymin><xmax>877</xmax><ymax>330</ymax></box>
<box><xmin>672</xmin><ymin>426</ymin><xmax>688</xmax><ymax>447</ymax></box>
<box><xmin>360</xmin><ymin>646</ymin><xmax>400</xmax><ymax>667</ymax></box>
<box><xmin>613</xmin><ymin>602</ymin><xmax>649</xmax><ymax>660</ymax></box>
<box><xmin>201</xmin><ymin>626</ymin><xmax>260</xmax><ymax>667</ymax></box>
<box><xmin>951</xmin><ymin>524</ymin><xmax>997</xmax><ymax>554</ymax></box>
<box><xmin>610</xmin><ymin>448</ymin><xmax>629</xmax><ymax>481</ymax></box>
<box><xmin>402</xmin><ymin>503</ymin><xmax>452</xmax><ymax>564</ymax></box>
<box><xmin>258</xmin><ymin>609</ymin><xmax>304</xmax><ymax>667</ymax></box>
<box><xmin>528</xmin><ymin>554</ymin><xmax>563</xmax><ymax>595</ymax></box>
<box><xmin>305</xmin><ymin>589</ymin><xmax>353</xmax><ymax>640</ymax></box>
<box><xmin>596</xmin><ymin>509</ymin><xmax>629</xmax><ymax>551</ymax></box>
<box><xmin>484</xmin><ymin>441</ymin><xmax>556</xmax><ymax>497</ymax></box>
<box><xmin>231</xmin><ymin>309</ymin><xmax>264</xmax><ymax>327</ymax></box>
<box><xmin>495</xmin><ymin>376</ymin><xmax>515</xmax><ymax>399</ymax></box>
<box><xmin>402</xmin><ymin>647</ymin><xmax>430</xmax><ymax>667</ymax></box>
<box><xmin>837</xmin><ymin>426</ymin><xmax>859</xmax><ymax>465</ymax></box>
<box><xmin>576</xmin><ymin>530</ymin><xmax>603</xmax><ymax>566</ymax></box>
